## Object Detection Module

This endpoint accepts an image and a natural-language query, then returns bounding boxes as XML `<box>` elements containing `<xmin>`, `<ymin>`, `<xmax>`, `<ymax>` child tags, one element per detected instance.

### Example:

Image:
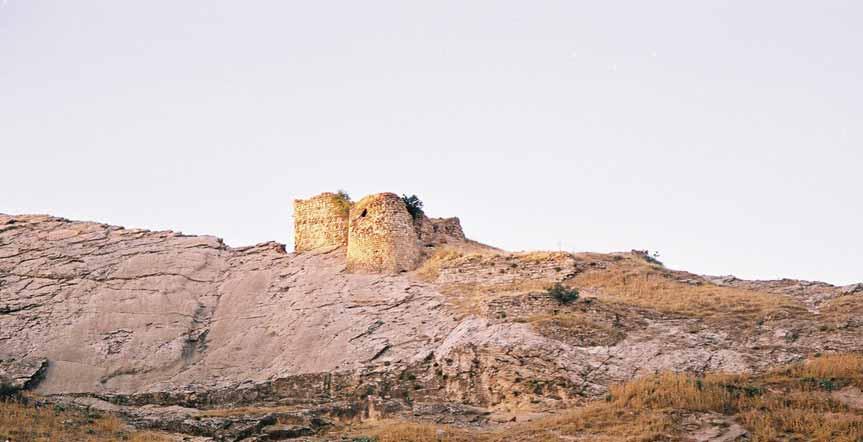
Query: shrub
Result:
<box><xmin>401</xmin><ymin>194</ymin><xmax>424</xmax><ymax>219</ymax></box>
<box><xmin>632</xmin><ymin>249</ymin><xmax>664</xmax><ymax>266</ymax></box>
<box><xmin>336</xmin><ymin>189</ymin><xmax>352</xmax><ymax>203</ymax></box>
<box><xmin>647</xmin><ymin>251</ymin><xmax>663</xmax><ymax>266</ymax></box>
<box><xmin>547</xmin><ymin>283</ymin><xmax>579</xmax><ymax>304</ymax></box>
<box><xmin>0</xmin><ymin>382</ymin><xmax>18</xmax><ymax>399</ymax></box>
<box><xmin>333</xmin><ymin>190</ymin><xmax>352</xmax><ymax>215</ymax></box>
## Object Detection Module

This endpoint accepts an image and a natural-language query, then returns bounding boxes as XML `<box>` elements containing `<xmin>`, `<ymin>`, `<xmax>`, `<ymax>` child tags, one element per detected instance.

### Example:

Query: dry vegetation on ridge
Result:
<box><xmin>570</xmin><ymin>262</ymin><xmax>808</xmax><ymax>324</ymax></box>
<box><xmin>0</xmin><ymin>398</ymin><xmax>171</xmax><ymax>442</ymax></box>
<box><xmin>420</xmin><ymin>247</ymin><xmax>811</xmax><ymax>326</ymax></box>
<box><xmin>350</xmin><ymin>354</ymin><xmax>863</xmax><ymax>442</ymax></box>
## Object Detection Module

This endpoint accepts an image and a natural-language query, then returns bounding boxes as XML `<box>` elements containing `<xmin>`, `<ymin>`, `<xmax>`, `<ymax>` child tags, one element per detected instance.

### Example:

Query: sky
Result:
<box><xmin>1</xmin><ymin>1</ymin><xmax>861</xmax><ymax>285</ymax></box>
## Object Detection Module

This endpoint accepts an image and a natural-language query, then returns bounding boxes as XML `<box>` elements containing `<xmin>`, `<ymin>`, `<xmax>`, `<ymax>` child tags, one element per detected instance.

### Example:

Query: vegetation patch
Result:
<box><xmin>6</xmin><ymin>354</ymin><xmax>862</xmax><ymax>441</ymax></box>
<box><xmin>0</xmin><ymin>383</ymin><xmax>17</xmax><ymax>400</ymax></box>
<box><xmin>334</xmin><ymin>189</ymin><xmax>353</xmax><ymax>215</ymax></box>
<box><xmin>345</xmin><ymin>354</ymin><xmax>863</xmax><ymax>442</ymax></box>
<box><xmin>0</xmin><ymin>398</ymin><xmax>170</xmax><ymax>441</ymax></box>
<box><xmin>571</xmin><ymin>257</ymin><xmax>808</xmax><ymax>326</ymax></box>
<box><xmin>415</xmin><ymin>248</ymin><xmax>466</xmax><ymax>280</ymax></box>
<box><xmin>401</xmin><ymin>194</ymin><xmax>424</xmax><ymax>219</ymax></box>
<box><xmin>349</xmin><ymin>420</ymin><xmax>474</xmax><ymax>442</ymax></box>
<box><xmin>439</xmin><ymin>280</ymin><xmax>557</xmax><ymax>317</ymax></box>
<box><xmin>546</xmin><ymin>282</ymin><xmax>579</xmax><ymax>304</ymax></box>
<box><xmin>525</xmin><ymin>312</ymin><xmax>626</xmax><ymax>347</ymax></box>
<box><xmin>821</xmin><ymin>294</ymin><xmax>863</xmax><ymax>323</ymax></box>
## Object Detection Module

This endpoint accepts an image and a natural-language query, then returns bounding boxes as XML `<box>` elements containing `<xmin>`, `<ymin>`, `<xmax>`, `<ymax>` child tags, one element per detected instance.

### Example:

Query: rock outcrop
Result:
<box><xmin>1</xmin><ymin>212</ymin><xmax>861</xmax><ymax>440</ymax></box>
<box><xmin>0</xmin><ymin>357</ymin><xmax>47</xmax><ymax>392</ymax></box>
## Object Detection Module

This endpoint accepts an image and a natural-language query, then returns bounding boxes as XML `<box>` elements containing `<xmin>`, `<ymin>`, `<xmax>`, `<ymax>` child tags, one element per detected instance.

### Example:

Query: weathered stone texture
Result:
<box><xmin>0</xmin><ymin>357</ymin><xmax>48</xmax><ymax>391</ymax></box>
<box><xmin>295</xmin><ymin>192</ymin><xmax>472</xmax><ymax>273</ymax></box>
<box><xmin>416</xmin><ymin>216</ymin><xmax>466</xmax><ymax>246</ymax></box>
<box><xmin>430</xmin><ymin>217</ymin><xmax>466</xmax><ymax>241</ymax></box>
<box><xmin>293</xmin><ymin>192</ymin><xmax>349</xmax><ymax>252</ymax></box>
<box><xmin>346</xmin><ymin>193</ymin><xmax>421</xmax><ymax>273</ymax></box>
<box><xmin>0</xmin><ymin>214</ymin><xmax>457</xmax><ymax>397</ymax></box>
<box><xmin>432</xmin><ymin>252</ymin><xmax>584</xmax><ymax>286</ymax></box>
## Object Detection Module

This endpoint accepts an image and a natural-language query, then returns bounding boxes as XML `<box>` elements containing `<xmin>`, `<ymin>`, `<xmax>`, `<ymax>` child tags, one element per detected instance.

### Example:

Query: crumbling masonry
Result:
<box><xmin>293</xmin><ymin>192</ymin><xmax>350</xmax><ymax>252</ymax></box>
<box><xmin>293</xmin><ymin>192</ymin><xmax>466</xmax><ymax>273</ymax></box>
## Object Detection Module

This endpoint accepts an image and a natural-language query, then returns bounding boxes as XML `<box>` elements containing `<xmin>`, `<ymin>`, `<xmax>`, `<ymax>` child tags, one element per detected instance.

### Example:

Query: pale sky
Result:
<box><xmin>1</xmin><ymin>1</ymin><xmax>861</xmax><ymax>285</ymax></box>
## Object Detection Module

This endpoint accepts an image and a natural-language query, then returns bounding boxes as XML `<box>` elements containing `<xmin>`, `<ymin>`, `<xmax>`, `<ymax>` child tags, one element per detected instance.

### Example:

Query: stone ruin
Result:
<box><xmin>293</xmin><ymin>192</ymin><xmax>350</xmax><ymax>252</ymax></box>
<box><xmin>293</xmin><ymin>192</ymin><xmax>466</xmax><ymax>273</ymax></box>
<box><xmin>347</xmin><ymin>193</ymin><xmax>421</xmax><ymax>273</ymax></box>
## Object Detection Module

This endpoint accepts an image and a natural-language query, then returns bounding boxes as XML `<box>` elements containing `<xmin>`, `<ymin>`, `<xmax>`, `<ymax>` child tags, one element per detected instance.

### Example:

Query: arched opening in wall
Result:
<box><xmin>361</xmin><ymin>209</ymin><xmax>368</xmax><ymax>217</ymax></box>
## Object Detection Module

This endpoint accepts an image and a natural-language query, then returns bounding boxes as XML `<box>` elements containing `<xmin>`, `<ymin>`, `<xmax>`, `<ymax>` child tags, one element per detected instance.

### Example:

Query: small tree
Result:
<box><xmin>547</xmin><ymin>283</ymin><xmax>579</xmax><ymax>304</ymax></box>
<box><xmin>401</xmin><ymin>194</ymin><xmax>424</xmax><ymax>219</ymax></box>
<box><xmin>333</xmin><ymin>190</ymin><xmax>352</xmax><ymax>216</ymax></box>
<box><xmin>335</xmin><ymin>189</ymin><xmax>352</xmax><ymax>203</ymax></box>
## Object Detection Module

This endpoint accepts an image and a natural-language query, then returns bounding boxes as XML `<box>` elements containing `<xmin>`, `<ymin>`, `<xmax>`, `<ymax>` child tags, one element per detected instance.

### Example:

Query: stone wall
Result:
<box><xmin>293</xmin><ymin>192</ymin><xmax>350</xmax><ymax>252</ymax></box>
<box><xmin>416</xmin><ymin>216</ymin><xmax>466</xmax><ymax>246</ymax></box>
<box><xmin>346</xmin><ymin>193</ymin><xmax>421</xmax><ymax>273</ymax></box>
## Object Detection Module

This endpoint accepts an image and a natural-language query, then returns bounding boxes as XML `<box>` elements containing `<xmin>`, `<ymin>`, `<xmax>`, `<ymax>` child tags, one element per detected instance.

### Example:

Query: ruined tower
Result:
<box><xmin>293</xmin><ymin>191</ymin><xmax>471</xmax><ymax>273</ymax></box>
<box><xmin>293</xmin><ymin>192</ymin><xmax>350</xmax><ymax>252</ymax></box>
<box><xmin>346</xmin><ymin>193</ymin><xmax>421</xmax><ymax>273</ymax></box>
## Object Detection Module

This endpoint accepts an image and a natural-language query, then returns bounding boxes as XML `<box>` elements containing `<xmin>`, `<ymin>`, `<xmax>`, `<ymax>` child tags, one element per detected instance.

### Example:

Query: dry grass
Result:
<box><xmin>13</xmin><ymin>354</ymin><xmax>848</xmax><ymax>442</ymax></box>
<box><xmin>417</xmin><ymin>248</ymin><xmax>577</xmax><ymax>315</ymax></box>
<box><xmin>514</xmin><ymin>251</ymin><xmax>575</xmax><ymax>263</ymax></box>
<box><xmin>416</xmin><ymin>249</ymin><xmax>571</xmax><ymax>282</ymax></box>
<box><xmin>509</xmin><ymin>353</ymin><xmax>863</xmax><ymax>442</ymax></box>
<box><xmin>440</xmin><ymin>280</ymin><xmax>556</xmax><ymax>316</ymax></box>
<box><xmin>572</xmin><ymin>260</ymin><xmax>808</xmax><ymax>324</ymax></box>
<box><xmin>350</xmin><ymin>421</ymin><xmax>475</xmax><ymax>442</ymax></box>
<box><xmin>198</xmin><ymin>404</ymin><xmax>301</xmax><ymax>417</ymax></box>
<box><xmin>522</xmin><ymin>312</ymin><xmax>626</xmax><ymax>346</ymax></box>
<box><xmin>0</xmin><ymin>399</ymin><xmax>170</xmax><ymax>442</ymax></box>
<box><xmin>415</xmin><ymin>248</ymin><xmax>507</xmax><ymax>281</ymax></box>
<box><xmin>415</xmin><ymin>248</ymin><xmax>467</xmax><ymax>281</ymax></box>
<box><xmin>525</xmin><ymin>312</ymin><xmax>607</xmax><ymax>329</ymax></box>
<box><xmin>423</xmin><ymin>249</ymin><xmax>808</xmax><ymax>326</ymax></box>
<box><xmin>350</xmin><ymin>354</ymin><xmax>863</xmax><ymax>442</ymax></box>
<box><xmin>770</xmin><ymin>353</ymin><xmax>863</xmax><ymax>388</ymax></box>
<box><xmin>821</xmin><ymin>294</ymin><xmax>863</xmax><ymax>322</ymax></box>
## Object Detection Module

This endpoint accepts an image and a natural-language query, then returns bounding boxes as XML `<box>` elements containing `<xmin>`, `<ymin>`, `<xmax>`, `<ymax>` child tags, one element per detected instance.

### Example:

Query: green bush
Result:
<box><xmin>401</xmin><ymin>194</ymin><xmax>424</xmax><ymax>219</ymax></box>
<box><xmin>336</xmin><ymin>189</ymin><xmax>352</xmax><ymax>202</ymax></box>
<box><xmin>0</xmin><ymin>382</ymin><xmax>18</xmax><ymax>399</ymax></box>
<box><xmin>547</xmin><ymin>283</ymin><xmax>579</xmax><ymax>304</ymax></box>
<box><xmin>334</xmin><ymin>190</ymin><xmax>352</xmax><ymax>215</ymax></box>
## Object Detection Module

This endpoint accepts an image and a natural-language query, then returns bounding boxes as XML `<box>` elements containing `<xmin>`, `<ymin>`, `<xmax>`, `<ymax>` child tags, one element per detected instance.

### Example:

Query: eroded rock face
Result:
<box><xmin>0</xmin><ymin>357</ymin><xmax>48</xmax><ymax>391</ymax></box>
<box><xmin>0</xmin><ymin>215</ymin><xmax>461</xmax><ymax>398</ymax></box>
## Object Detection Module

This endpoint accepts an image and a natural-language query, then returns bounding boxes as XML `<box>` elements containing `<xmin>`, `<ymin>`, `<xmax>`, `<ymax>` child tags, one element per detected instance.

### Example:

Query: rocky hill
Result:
<box><xmin>1</xmin><ymin>212</ymin><xmax>862</xmax><ymax>441</ymax></box>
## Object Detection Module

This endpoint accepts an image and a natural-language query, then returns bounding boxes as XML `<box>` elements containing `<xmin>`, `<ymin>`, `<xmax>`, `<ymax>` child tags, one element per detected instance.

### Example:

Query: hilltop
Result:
<box><xmin>1</xmin><ymin>206</ymin><xmax>862</xmax><ymax>441</ymax></box>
